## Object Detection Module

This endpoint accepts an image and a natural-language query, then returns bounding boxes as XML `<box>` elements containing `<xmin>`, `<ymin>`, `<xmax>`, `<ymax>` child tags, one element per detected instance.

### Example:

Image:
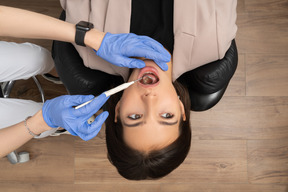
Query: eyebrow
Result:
<box><xmin>123</xmin><ymin>120</ymin><xmax>178</xmax><ymax>128</ymax></box>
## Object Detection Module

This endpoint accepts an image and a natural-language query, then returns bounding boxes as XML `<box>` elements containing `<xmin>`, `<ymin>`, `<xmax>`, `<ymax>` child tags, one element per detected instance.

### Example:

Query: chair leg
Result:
<box><xmin>6</xmin><ymin>151</ymin><xmax>19</xmax><ymax>164</ymax></box>
<box><xmin>32</xmin><ymin>76</ymin><xmax>45</xmax><ymax>103</ymax></box>
<box><xmin>0</xmin><ymin>84</ymin><xmax>3</xmax><ymax>98</ymax></box>
<box><xmin>7</xmin><ymin>151</ymin><xmax>30</xmax><ymax>164</ymax></box>
<box><xmin>3</xmin><ymin>81</ymin><xmax>15</xmax><ymax>98</ymax></box>
<box><xmin>2</xmin><ymin>77</ymin><xmax>45</xmax><ymax>102</ymax></box>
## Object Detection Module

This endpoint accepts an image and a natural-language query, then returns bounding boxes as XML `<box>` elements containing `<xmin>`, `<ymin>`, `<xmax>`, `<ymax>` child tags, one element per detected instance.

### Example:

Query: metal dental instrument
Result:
<box><xmin>75</xmin><ymin>78</ymin><xmax>142</xmax><ymax>109</ymax></box>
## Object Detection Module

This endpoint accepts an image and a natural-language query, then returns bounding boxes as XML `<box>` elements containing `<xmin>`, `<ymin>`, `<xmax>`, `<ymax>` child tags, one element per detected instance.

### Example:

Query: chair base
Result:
<box><xmin>7</xmin><ymin>151</ymin><xmax>30</xmax><ymax>164</ymax></box>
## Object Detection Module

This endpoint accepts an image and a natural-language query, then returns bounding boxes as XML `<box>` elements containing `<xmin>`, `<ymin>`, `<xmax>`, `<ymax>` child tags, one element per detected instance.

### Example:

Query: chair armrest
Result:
<box><xmin>52</xmin><ymin>40</ymin><xmax>123</xmax><ymax>96</ymax></box>
<box><xmin>178</xmin><ymin>39</ymin><xmax>238</xmax><ymax>111</ymax></box>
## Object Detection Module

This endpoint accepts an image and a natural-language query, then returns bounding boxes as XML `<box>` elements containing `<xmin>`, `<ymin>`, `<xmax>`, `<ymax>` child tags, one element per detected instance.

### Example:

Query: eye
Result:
<box><xmin>128</xmin><ymin>114</ymin><xmax>143</xmax><ymax>120</ymax></box>
<box><xmin>161</xmin><ymin>113</ymin><xmax>174</xmax><ymax>119</ymax></box>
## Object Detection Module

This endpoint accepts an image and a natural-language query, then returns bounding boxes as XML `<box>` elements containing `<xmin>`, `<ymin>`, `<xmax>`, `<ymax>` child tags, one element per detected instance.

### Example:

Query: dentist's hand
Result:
<box><xmin>42</xmin><ymin>94</ymin><xmax>109</xmax><ymax>141</ymax></box>
<box><xmin>95</xmin><ymin>32</ymin><xmax>171</xmax><ymax>71</ymax></box>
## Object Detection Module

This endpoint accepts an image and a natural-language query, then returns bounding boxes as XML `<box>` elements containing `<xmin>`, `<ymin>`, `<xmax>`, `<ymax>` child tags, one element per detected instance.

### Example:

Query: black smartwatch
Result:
<box><xmin>75</xmin><ymin>21</ymin><xmax>94</xmax><ymax>46</ymax></box>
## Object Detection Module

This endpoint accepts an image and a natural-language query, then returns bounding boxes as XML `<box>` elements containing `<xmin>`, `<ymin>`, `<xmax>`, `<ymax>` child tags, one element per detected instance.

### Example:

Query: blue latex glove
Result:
<box><xmin>42</xmin><ymin>94</ymin><xmax>109</xmax><ymax>141</ymax></box>
<box><xmin>95</xmin><ymin>32</ymin><xmax>171</xmax><ymax>71</ymax></box>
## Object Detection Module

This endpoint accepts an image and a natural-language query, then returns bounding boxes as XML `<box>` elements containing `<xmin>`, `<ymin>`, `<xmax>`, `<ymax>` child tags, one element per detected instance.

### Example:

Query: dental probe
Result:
<box><xmin>75</xmin><ymin>78</ymin><xmax>142</xmax><ymax>109</ymax></box>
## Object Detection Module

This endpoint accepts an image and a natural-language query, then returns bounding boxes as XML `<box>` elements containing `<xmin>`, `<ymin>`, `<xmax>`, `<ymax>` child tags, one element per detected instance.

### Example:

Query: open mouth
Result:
<box><xmin>139</xmin><ymin>72</ymin><xmax>159</xmax><ymax>85</ymax></box>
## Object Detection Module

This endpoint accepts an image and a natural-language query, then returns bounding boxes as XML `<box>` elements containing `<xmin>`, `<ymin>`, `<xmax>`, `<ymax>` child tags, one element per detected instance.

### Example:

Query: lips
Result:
<box><xmin>138</xmin><ymin>66</ymin><xmax>160</xmax><ymax>87</ymax></box>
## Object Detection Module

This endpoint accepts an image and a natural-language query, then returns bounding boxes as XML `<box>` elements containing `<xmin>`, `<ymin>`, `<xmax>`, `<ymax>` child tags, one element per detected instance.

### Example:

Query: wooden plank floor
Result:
<box><xmin>0</xmin><ymin>0</ymin><xmax>288</xmax><ymax>191</ymax></box>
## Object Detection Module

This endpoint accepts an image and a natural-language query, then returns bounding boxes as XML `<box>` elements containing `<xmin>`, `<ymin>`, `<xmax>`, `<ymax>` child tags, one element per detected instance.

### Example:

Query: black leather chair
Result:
<box><xmin>178</xmin><ymin>39</ymin><xmax>238</xmax><ymax>111</ymax></box>
<box><xmin>53</xmin><ymin>39</ymin><xmax>237</xmax><ymax>112</ymax></box>
<box><xmin>52</xmin><ymin>12</ymin><xmax>238</xmax><ymax>111</ymax></box>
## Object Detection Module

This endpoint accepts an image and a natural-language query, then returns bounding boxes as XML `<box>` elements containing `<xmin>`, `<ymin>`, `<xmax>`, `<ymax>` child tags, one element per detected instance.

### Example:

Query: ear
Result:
<box><xmin>114</xmin><ymin>101</ymin><xmax>120</xmax><ymax>123</ymax></box>
<box><xmin>179</xmin><ymin>100</ymin><xmax>186</xmax><ymax>121</ymax></box>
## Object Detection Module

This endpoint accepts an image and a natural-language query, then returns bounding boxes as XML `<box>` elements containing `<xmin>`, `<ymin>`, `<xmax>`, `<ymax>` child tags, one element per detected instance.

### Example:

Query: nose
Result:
<box><xmin>141</xmin><ymin>90</ymin><xmax>157</xmax><ymax>117</ymax></box>
<box><xmin>142</xmin><ymin>89</ymin><xmax>156</xmax><ymax>98</ymax></box>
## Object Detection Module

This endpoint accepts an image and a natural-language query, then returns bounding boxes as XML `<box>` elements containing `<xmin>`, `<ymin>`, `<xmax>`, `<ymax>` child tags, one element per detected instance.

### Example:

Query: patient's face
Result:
<box><xmin>115</xmin><ymin>60</ymin><xmax>186</xmax><ymax>152</ymax></box>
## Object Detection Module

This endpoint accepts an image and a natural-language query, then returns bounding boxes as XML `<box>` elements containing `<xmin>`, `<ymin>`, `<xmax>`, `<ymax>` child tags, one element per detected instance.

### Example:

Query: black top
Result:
<box><xmin>130</xmin><ymin>0</ymin><xmax>174</xmax><ymax>54</ymax></box>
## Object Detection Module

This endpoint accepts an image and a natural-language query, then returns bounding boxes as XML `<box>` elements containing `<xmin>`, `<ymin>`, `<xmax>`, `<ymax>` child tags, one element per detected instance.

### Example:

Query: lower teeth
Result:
<box><xmin>142</xmin><ymin>76</ymin><xmax>154</xmax><ymax>84</ymax></box>
<box><xmin>140</xmin><ymin>73</ymin><xmax>158</xmax><ymax>85</ymax></box>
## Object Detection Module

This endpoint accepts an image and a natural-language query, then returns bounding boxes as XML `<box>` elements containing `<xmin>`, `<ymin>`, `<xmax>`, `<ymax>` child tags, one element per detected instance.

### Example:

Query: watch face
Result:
<box><xmin>77</xmin><ymin>21</ymin><xmax>94</xmax><ymax>31</ymax></box>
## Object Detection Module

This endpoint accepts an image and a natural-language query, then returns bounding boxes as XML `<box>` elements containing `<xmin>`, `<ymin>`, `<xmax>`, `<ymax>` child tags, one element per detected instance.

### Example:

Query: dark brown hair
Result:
<box><xmin>104</xmin><ymin>81</ymin><xmax>191</xmax><ymax>180</ymax></box>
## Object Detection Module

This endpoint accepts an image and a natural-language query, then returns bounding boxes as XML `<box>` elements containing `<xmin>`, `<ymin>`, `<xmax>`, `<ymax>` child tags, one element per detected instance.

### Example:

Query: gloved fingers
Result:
<box><xmin>90</xmin><ymin>111</ymin><xmax>109</xmax><ymax>129</ymax></box>
<box><xmin>141</xmin><ymin>39</ymin><xmax>171</xmax><ymax>62</ymax></box>
<box><xmin>65</xmin><ymin>95</ymin><xmax>95</xmax><ymax>106</ymax></box>
<box><xmin>118</xmin><ymin>57</ymin><xmax>146</xmax><ymax>68</ymax></box>
<box><xmin>94</xmin><ymin>32</ymin><xmax>171</xmax><ymax>71</ymax></box>
<box><xmin>124</xmin><ymin>46</ymin><xmax>169</xmax><ymax>70</ymax></box>
<box><xmin>153</xmin><ymin>60</ymin><xmax>169</xmax><ymax>71</ymax></box>
<box><xmin>125</xmin><ymin>46</ymin><xmax>156</xmax><ymax>58</ymax></box>
<box><xmin>140</xmin><ymin>36</ymin><xmax>171</xmax><ymax>56</ymax></box>
<box><xmin>76</xmin><ymin>111</ymin><xmax>109</xmax><ymax>141</ymax></box>
<box><xmin>129</xmin><ymin>49</ymin><xmax>168</xmax><ymax>71</ymax></box>
<box><xmin>83</xmin><ymin>93</ymin><xmax>109</xmax><ymax>115</ymax></box>
<box><xmin>139</xmin><ymin>35</ymin><xmax>164</xmax><ymax>47</ymax></box>
<box><xmin>77</xmin><ymin>128</ymin><xmax>97</xmax><ymax>141</ymax></box>
<box><xmin>66</xmin><ymin>128</ymin><xmax>77</xmax><ymax>136</ymax></box>
<box><xmin>73</xmin><ymin>93</ymin><xmax>109</xmax><ymax>117</ymax></box>
<box><xmin>103</xmin><ymin>55</ymin><xmax>127</xmax><ymax>67</ymax></box>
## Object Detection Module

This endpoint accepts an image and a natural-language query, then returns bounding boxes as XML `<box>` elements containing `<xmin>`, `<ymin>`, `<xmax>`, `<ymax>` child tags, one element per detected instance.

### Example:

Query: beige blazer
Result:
<box><xmin>60</xmin><ymin>0</ymin><xmax>237</xmax><ymax>81</ymax></box>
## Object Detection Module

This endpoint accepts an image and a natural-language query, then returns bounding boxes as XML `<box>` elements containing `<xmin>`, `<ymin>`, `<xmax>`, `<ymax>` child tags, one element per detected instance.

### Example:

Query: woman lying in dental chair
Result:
<box><xmin>54</xmin><ymin>0</ymin><xmax>238</xmax><ymax>180</ymax></box>
<box><xmin>0</xmin><ymin>5</ymin><xmax>169</xmax><ymax>158</ymax></box>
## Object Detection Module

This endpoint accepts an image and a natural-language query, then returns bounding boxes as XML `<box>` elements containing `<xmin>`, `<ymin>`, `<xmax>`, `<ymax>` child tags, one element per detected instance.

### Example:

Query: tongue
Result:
<box><xmin>141</xmin><ymin>74</ymin><xmax>157</xmax><ymax>84</ymax></box>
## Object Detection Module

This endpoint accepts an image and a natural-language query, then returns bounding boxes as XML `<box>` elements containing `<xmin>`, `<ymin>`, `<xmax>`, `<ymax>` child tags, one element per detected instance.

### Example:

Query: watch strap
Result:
<box><xmin>75</xmin><ymin>21</ymin><xmax>94</xmax><ymax>47</ymax></box>
<box><xmin>75</xmin><ymin>27</ymin><xmax>87</xmax><ymax>47</ymax></box>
